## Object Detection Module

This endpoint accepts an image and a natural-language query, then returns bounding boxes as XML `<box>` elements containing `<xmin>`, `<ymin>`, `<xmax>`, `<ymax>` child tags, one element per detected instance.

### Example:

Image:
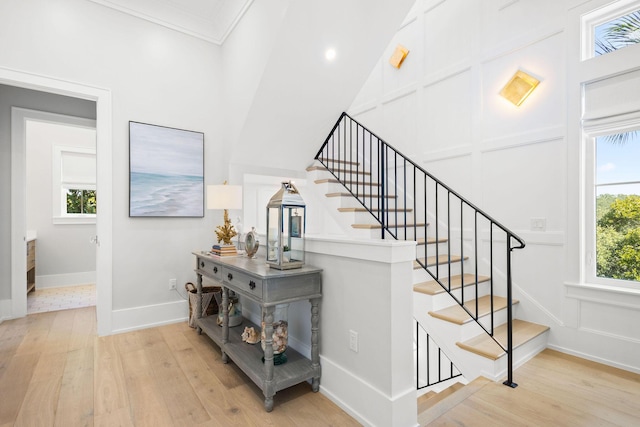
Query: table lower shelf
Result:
<box><xmin>196</xmin><ymin>316</ymin><xmax>319</xmax><ymax>394</ymax></box>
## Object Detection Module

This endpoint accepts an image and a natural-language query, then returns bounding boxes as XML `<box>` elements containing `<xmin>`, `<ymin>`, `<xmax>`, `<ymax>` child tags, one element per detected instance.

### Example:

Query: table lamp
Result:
<box><xmin>207</xmin><ymin>181</ymin><xmax>243</xmax><ymax>254</ymax></box>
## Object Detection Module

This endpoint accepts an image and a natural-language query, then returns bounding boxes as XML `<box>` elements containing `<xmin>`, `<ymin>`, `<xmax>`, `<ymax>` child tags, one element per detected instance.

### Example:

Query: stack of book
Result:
<box><xmin>211</xmin><ymin>244</ymin><xmax>238</xmax><ymax>257</ymax></box>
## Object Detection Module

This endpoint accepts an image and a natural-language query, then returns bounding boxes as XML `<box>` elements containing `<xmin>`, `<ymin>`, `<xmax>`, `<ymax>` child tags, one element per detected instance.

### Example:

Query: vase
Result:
<box><xmin>261</xmin><ymin>303</ymin><xmax>289</xmax><ymax>364</ymax></box>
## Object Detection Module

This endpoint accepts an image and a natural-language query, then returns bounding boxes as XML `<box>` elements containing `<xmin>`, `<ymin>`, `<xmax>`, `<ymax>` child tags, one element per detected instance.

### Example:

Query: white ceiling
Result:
<box><xmin>87</xmin><ymin>0</ymin><xmax>253</xmax><ymax>45</ymax></box>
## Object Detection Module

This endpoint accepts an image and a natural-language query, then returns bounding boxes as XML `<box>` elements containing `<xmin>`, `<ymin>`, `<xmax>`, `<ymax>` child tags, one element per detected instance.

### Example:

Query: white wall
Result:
<box><xmin>348</xmin><ymin>0</ymin><xmax>640</xmax><ymax>373</ymax></box>
<box><xmin>224</xmin><ymin>0</ymin><xmax>417</xmax><ymax>173</ymax></box>
<box><xmin>0</xmin><ymin>0</ymin><xmax>421</xmax><ymax>335</ymax></box>
<box><xmin>0</xmin><ymin>0</ymin><xmax>224</xmax><ymax>327</ymax></box>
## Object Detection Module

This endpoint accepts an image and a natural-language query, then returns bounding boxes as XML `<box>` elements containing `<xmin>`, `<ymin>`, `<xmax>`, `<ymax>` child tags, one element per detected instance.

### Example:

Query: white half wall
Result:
<box><xmin>305</xmin><ymin>236</ymin><xmax>418</xmax><ymax>427</ymax></box>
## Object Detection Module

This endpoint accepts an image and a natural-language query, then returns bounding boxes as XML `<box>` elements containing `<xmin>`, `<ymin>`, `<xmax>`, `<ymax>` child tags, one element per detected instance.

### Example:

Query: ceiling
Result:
<box><xmin>87</xmin><ymin>0</ymin><xmax>253</xmax><ymax>45</ymax></box>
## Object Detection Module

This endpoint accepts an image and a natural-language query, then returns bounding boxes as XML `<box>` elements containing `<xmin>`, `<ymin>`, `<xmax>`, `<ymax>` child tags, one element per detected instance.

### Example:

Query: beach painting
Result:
<box><xmin>129</xmin><ymin>121</ymin><xmax>204</xmax><ymax>217</ymax></box>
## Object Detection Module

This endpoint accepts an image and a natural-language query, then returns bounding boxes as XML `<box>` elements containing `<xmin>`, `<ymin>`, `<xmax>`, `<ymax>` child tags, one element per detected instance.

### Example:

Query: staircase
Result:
<box><xmin>309</xmin><ymin>112</ymin><xmax>550</xmax><ymax>393</ymax></box>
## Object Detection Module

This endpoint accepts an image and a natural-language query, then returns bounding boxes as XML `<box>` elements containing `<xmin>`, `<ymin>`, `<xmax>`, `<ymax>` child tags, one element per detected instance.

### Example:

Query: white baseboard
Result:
<box><xmin>547</xmin><ymin>343</ymin><xmax>640</xmax><ymax>375</ymax></box>
<box><xmin>36</xmin><ymin>271</ymin><xmax>96</xmax><ymax>289</ymax></box>
<box><xmin>111</xmin><ymin>299</ymin><xmax>188</xmax><ymax>334</ymax></box>
<box><xmin>0</xmin><ymin>298</ymin><xmax>12</xmax><ymax>323</ymax></box>
<box><xmin>319</xmin><ymin>355</ymin><xmax>418</xmax><ymax>427</ymax></box>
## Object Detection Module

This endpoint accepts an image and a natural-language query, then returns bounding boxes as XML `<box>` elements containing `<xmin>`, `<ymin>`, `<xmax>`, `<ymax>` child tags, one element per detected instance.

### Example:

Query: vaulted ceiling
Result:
<box><xmin>86</xmin><ymin>0</ymin><xmax>253</xmax><ymax>45</ymax></box>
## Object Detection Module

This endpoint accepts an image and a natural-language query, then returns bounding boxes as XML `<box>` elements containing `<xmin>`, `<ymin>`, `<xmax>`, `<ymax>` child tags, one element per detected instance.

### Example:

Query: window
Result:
<box><xmin>66</xmin><ymin>189</ymin><xmax>97</xmax><ymax>214</ymax></box>
<box><xmin>582</xmin><ymin>0</ymin><xmax>640</xmax><ymax>60</ymax></box>
<box><xmin>53</xmin><ymin>146</ymin><xmax>97</xmax><ymax>224</ymax></box>
<box><xmin>594</xmin><ymin>131</ymin><xmax>640</xmax><ymax>284</ymax></box>
<box><xmin>594</xmin><ymin>10</ymin><xmax>640</xmax><ymax>56</ymax></box>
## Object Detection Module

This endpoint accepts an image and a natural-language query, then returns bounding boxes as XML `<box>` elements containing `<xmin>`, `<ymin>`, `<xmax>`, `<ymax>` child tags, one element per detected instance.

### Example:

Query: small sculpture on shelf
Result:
<box><xmin>241</xmin><ymin>326</ymin><xmax>260</xmax><ymax>344</ymax></box>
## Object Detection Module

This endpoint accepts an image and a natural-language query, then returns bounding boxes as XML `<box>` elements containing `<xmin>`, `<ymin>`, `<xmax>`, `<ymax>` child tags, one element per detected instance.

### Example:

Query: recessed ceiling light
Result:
<box><xmin>325</xmin><ymin>48</ymin><xmax>337</xmax><ymax>61</ymax></box>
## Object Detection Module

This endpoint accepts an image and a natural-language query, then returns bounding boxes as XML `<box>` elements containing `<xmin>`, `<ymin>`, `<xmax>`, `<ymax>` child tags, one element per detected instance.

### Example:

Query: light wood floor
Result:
<box><xmin>0</xmin><ymin>307</ymin><xmax>360</xmax><ymax>427</ymax></box>
<box><xmin>424</xmin><ymin>349</ymin><xmax>640</xmax><ymax>426</ymax></box>
<box><xmin>3</xmin><ymin>308</ymin><xmax>640</xmax><ymax>427</ymax></box>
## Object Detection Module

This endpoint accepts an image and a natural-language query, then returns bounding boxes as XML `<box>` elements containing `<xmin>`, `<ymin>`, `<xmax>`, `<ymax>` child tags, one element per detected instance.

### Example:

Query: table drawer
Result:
<box><xmin>198</xmin><ymin>257</ymin><xmax>223</xmax><ymax>282</ymax></box>
<box><xmin>223</xmin><ymin>268</ymin><xmax>263</xmax><ymax>298</ymax></box>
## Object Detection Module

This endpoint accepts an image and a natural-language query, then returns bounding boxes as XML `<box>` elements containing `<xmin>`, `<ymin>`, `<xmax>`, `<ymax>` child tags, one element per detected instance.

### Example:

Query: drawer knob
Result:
<box><xmin>213</xmin><ymin>266</ymin><xmax>218</xmax><ymax>273</ymax></box>
<box><xmin>227</xmin><ymin>273</ymin><xmax>233</xmax><ymax>281</ymax></box>
<box><xmin>200</xmin><ymin>261</ymin><xmax>204</xmax><ymax>268</ymax></box>
<box><xmin>249</xmin><ymin>280</ymin><xmax>256</xmax><ymax>290</ymax></box>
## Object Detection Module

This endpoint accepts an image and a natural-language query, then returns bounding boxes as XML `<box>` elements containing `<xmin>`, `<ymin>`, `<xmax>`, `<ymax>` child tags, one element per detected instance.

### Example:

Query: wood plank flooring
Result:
<box><xmin>0</xmin><ymin>307</ymin><xmax>359</xmax><ymax>427</ymax></box>
<box><xmin>3</xmin><ymin>308</ymin><xmax>640</xmax><ymax>426</ymax></box>
<box><xmin>425</xmin><ymin>349</ymin><xmax>640</xmax><ymax>426</ymax></box>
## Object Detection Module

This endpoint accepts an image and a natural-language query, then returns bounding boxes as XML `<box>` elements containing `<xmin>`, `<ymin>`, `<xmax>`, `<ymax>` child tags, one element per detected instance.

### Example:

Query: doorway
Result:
<box><xmin>18</xmin><ymin>113</ymin><xmax>98</xmax><ymax>315</ymax></box>
<box><xmin>2</xmin><ymin>67</ymin><xmax>113</xmax><ymax>335</ymax></box>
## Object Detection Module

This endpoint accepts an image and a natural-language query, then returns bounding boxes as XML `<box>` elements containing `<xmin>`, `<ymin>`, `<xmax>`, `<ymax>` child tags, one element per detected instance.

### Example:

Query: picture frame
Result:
<box><xmin>129</xmin><ymin>121</ymin><xmax>204</xmax><ymax>217</ymax></box>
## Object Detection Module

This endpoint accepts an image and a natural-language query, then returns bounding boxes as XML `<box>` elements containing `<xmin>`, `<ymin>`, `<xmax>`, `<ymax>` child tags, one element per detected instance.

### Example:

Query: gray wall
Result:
<box><xmin>0</xmin><ymin>84</ymin><xmax>95</xmax><ymax>299</ymax></box>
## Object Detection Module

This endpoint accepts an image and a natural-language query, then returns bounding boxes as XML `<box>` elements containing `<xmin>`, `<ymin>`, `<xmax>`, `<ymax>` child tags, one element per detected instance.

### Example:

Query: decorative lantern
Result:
<box><xmin>266</xmin><ymin>181</ymin><xmax>306</xmax><ymax>270</ymax></box>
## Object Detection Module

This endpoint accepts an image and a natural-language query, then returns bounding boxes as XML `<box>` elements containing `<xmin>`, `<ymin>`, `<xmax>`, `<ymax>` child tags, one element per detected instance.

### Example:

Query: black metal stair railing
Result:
<box><xmin>415</xmin><ymin>319</ymin><xmax>462</xmax><ymax>389</ymax></box>
<box><xmin>315</xmin><ymin>112</ymin><xmax>526</xmax><ymax>387</ymax></box>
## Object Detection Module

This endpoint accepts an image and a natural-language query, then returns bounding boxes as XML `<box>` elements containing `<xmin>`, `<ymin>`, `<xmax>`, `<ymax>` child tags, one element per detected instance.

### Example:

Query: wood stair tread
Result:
<box><xmin>456</xmin><ymin>319</ymin><xmax>550</xmax><ymax>360</ymax></box>
<box><xmin>312</xmin><ymin>159</ymin><xmax>360</xmax><ymax>166</ymax></box>
<box><xmin>307</xmin><ymin>166</ymin><xmax>370</xmax><ymax>175</ymax></box>
<box><xmin>413</xmin><ymin>274</ymin><xmax>490</xmax><ymax>295</ymax></box>
<box><xmin>314</xmin><ymin>178</ymin><xmax>381</xmax><ymax>187</ymax></box>
<box><xmin>413</xmin><ymin>255</ymin><xmax>467</xmax><ymax>269</ymax></box>
<box><xmin>417</xmin><ymin>382</ymin><xmax>465</xmax><ymax>413</ymax></box>
<box><xmin>415</xmin><ymin>237</ymin><xmax>447</xmax><ymax>245</ymax></box>
<box><xmin>417</xmin><ymin>377</ymin><xmax>492</xmax><ymax>426</ymax></box>
<box><xmin>428</xmin><ymin>295</ymin><xmax>517</xmax><ymax>325</ymax></box>
<box><xmin>352</xmin><ymin>222</ymin><xmax>427</xmax><ymax>229</ymax></box>
<box><xmin>338</xmin><ymin>207</ymin><xmax>413</xmax><ymax>213</ymax></box>
<box><xmin>326</xmin><ymin>192</ymin><xmax>394</xmax><ymax>198</ymax></box>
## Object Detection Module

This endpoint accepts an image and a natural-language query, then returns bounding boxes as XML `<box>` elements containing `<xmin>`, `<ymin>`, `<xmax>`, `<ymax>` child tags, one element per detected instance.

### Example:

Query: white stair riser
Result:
<box><xmin>318</xmin><ymin>180</ymin><xmax>382</xmax><ymax>196</ymax></box>
<box><xmin>413</xmin><ymin>264</ymin><xmax>467</xmax><ymax>283</ymax></box>
<box><xmin>350</xmin><ymin>210</ymin><xmax>415</xmax><ymax>224</ymax></box>
<box><xmin>422</xmin><ymin>281</ymin><xmax>492</xmax><ymax>311</ymax></box>
<box><xmin>327</xmin><ymin>195</ymin><xmax>364</xmax><ymax>209</ymax></box>
<box><xmin>428</xmin><ymin>303</ymin><xmax>517</xmax><ymax>342</ymax></box>
<box><xmin>415</xmin><ymin>307</ymin><xmax>548</xmax><ymax>382</ymax></box>
<box><xmin>476</xmin><ymin>331</ymin><xmax>549</xmax><ymax>382</ymax></box>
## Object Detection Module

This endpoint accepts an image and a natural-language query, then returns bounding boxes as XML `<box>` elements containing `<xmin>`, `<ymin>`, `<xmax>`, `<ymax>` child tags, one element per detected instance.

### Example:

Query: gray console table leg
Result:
<box><xmin>311</xmin><ymin>297</ymin><xmax>321</xmax><ymax>392</ymax></box>
<box><xmin>221</xmin><ymin>287</ymin><xmax>229</xmax><ymax>364</ymax></box>
<box><xmin>196</xmin><ymin>273</ymin><xmax>203</xmax><ymax>335</ymax></box>
<box><xmin>263</xmin><ymin>305</ymin><xmax>275</xmax><ymax>412</ymax></box>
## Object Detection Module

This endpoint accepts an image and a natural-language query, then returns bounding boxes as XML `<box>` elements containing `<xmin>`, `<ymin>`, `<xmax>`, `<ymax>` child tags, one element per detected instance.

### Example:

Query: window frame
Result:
<box><xmin>53</xmin><ymin>145</ymin><xmax>97</xmax><ymax>225</ymax></box>
<box><xmin>581</xmin><ymin>0</ymin><xmax>640</xmax><ymax>60</ymax></box>
<box><xmin>583</xmin><ymin>112</ymin><xmax>640</xmax><ymax>289</ymax></box>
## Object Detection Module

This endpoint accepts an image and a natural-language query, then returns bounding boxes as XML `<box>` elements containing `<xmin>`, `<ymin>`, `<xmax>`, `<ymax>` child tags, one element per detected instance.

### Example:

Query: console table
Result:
<box><xmin>192</xmin><ymin>252</ymin><xmax>322</xmax><ymax>412</ymax></box>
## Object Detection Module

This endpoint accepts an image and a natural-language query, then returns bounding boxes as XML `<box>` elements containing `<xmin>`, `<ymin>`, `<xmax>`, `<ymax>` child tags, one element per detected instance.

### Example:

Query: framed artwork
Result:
<box><xmin>129</xmin><ymin>121</ymin><xmax>204</xmax><ymax>217</ymax></box>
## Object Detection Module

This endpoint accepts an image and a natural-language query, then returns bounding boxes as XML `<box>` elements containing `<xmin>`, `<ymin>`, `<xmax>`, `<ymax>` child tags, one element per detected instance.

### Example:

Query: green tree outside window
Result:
<box><xmin>66</xmin><ymin>189</ymin><xmax>97</xmax><ymax>214</ymax></box>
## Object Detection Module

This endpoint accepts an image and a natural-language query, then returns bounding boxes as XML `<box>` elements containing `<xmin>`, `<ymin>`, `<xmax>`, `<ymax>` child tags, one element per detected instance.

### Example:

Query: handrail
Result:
<box><xmin>315</xmin><ymin>113</ymin><xmax>526</xmax><ymax>248</ymax></box>
<box><xmin>315</xmin><ymin>112</ymin><xmax>525</xmax><ymax>387</ymax></box>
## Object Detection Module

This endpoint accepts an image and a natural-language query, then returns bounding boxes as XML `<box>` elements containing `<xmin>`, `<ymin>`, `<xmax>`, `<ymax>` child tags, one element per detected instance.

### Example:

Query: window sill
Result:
<box><xmin>565</xmin><ymin>281</ymin><xmax>640</xmax><ymax>308</ymax></box>
<box><xmin>53</xmin><ymin>216</ymin><xmax>96</xmax><ymax>225</ymax></box>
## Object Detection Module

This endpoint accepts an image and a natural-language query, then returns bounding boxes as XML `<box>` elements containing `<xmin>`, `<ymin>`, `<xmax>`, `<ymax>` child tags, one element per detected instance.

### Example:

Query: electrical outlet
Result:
<box><xmin>349</xmin><ymin>330</ymin><xmax>359</xmax><ymax>353</ymax></box>
<box><xmin>169</xmin><ymin>278</ymin><xmax>177</xmax><ymax>290</ymax></box>
<box><xmin>530</xmin><ymin>217</ymin><xmax>546</xmax><ymax>232</ymax></box>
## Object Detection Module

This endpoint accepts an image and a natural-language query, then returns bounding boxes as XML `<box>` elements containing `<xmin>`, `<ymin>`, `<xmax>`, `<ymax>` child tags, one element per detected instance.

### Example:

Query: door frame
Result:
<box><xmin>2</xmin><ymin>66</ymin><xmax>113</xmax><ymax>335</ymax></box>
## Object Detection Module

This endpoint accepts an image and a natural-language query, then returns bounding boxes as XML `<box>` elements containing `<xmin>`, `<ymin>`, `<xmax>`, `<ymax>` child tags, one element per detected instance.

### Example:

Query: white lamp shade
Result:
<box><xmin>207</xmin><ymin>184</ymin><xmax>243</xmax><ymax>210</ymax></box>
